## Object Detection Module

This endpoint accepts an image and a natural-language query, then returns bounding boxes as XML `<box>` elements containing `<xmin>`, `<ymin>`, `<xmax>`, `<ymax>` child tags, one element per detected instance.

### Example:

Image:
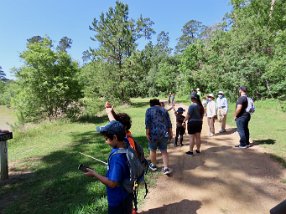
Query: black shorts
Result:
<box><xmin>187</xmin><ymin>120</ymin><xmax>203</xmax><ymax>134</ymax></box>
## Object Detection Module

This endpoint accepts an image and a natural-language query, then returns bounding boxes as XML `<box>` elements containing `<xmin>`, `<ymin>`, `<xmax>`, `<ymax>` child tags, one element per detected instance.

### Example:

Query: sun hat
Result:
<box><xmin>218</xmin><ymin>91</ymin><xmax>224</xmax><ymax>95</ymax></box>
<box><xmin>207</xmin><ymin>93</ymin><xmax>215</xmax><ymax>99</ymax></box>
<box><xmin>196</xmin><ymin>88</ymin><xmax>200</xmax><ymax>91</ymax></box>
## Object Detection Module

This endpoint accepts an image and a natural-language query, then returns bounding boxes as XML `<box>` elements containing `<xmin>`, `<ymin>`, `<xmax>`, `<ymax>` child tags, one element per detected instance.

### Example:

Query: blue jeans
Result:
<box><xmin>236</xmin><ymin>114</ymin><xmax>251</xmax><ymax>146</ymax></box>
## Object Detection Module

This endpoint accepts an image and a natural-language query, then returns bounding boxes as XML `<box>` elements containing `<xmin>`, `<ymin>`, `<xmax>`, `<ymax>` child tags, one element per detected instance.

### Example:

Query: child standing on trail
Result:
<box><xmin>173</xmin><ymin>107</ymin><xmax>186</xmax><ymax>147</ymax></box>
<box><xmin>84</xmin><ymin>121</ymin><xmax>133</xmax><ymax>214</ymax></box>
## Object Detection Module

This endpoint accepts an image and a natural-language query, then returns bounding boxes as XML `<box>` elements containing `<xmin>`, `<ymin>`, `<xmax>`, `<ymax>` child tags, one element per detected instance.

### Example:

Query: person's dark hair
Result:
<box><xmin>150</xmin><ymin>99</ymin><xmax>160</xmax><ymax>107</ymax></box>
<box><xmin>102</xmin><ymin>130</ymin><xmax>125</xmax><ymax>141</ymax></box>
<box><xmin>192</xmin><ymin>94</ymin><xmax>204</xmax><ymax>118</ymax></box>
<box><xmin>114</xmin><ymin>113</ymin><xmax>132</xmax><ymax>131</ymax></box>
<box><xmin>239</xmin><ymin>86</ymin><xmax>247</xmax><ymax>92</ymax></box>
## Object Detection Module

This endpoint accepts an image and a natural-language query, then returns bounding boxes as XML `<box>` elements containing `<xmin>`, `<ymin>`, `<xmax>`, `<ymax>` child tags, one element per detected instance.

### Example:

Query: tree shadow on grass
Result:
<box><xmin>130</xmin><ymin>101</ymin><xmax>149</xmax><ymax>108</ymax></box>
<box><xmin>141</xmin><ymin>199</ymin><xmax>201</xmax><ymax>214</ymax></box>
<box><xmin>75</xmin><ymin>114</ymin><xmax>109</xmax><ymax>124</ymax></box>
<box><xmin>253</xmin><ymin>139</ymin><xmax>276</xmax><ymax>145</ymax></box>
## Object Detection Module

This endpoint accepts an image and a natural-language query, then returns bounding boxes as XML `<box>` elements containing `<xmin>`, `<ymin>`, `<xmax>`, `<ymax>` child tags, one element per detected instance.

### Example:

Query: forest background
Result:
<box><xmin>0</xmin><ymin>0</ymin><xmax>285</xmax><ymax>122</ymax></box>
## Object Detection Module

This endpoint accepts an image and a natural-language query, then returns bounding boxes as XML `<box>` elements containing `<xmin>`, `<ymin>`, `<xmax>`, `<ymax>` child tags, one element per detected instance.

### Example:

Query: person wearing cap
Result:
<box><xmin>234</xmin><ymin>86</ymin><xmax>251</xmax><ymax>149</ymax></box>
<box><xmin>173</xmin><ymin>106</ymin><xmax>186</xmax><ymax>147</ymax></box>
<box><xmin>184</xmin><ymin>94</ymin><xmax>204</xmax><ymax>156</ymax></box>
<box><xmin>216</xmin><ymin>91</ymin><xmax>228</xmax><ymax>133</ymax></box>
<box><xmin>145</xmin><ymin>98</ymin><xmax>173</xmax><ymax>175</ymax></box>
<box><xmin>206</xmin><ymin>93</ymin><xmax>216</xmax><ymax>136</ymax></box>
<box><xmin>83</xmin><ymin>121</ymin><xmax>133</xmax><ymax>214</ymax></box>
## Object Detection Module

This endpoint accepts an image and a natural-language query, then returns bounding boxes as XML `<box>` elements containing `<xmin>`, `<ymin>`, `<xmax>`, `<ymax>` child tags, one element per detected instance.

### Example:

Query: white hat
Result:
<box><xmin>218</xmin><ymin>91</ymin><xmax>224</xmax><ymax>95</ymax></box>
<box><xmin>196</xmin><ymin>88</ymin><xmax>200</xmax><ymax>91</ymax></box>
<box><xmin>207</xmin><ymin>93</ymin><xmax>215</xmax><ymax>98</ymax></box>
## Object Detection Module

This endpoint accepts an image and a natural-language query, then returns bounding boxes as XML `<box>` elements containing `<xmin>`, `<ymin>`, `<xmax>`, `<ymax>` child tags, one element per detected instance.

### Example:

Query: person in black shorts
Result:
<box><xmin>184</xmin><ymin>94</ymin><xmax>204</xmax><ymax>156</ymax></box>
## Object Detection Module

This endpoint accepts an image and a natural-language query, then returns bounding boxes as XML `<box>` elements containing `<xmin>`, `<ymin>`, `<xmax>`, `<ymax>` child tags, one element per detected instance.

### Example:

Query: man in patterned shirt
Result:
<box><xmin>145</xmin><ymin>99</ymin><xmax>173</xmax><ymax>175</ymax></box>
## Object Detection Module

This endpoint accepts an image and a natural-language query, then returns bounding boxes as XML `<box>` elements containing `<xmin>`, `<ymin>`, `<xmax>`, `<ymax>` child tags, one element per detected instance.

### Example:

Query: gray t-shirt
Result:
<box><xmin>188</xmin><ymin>103</ymin><xmax>202</xmax><ymax>121</ymax></box>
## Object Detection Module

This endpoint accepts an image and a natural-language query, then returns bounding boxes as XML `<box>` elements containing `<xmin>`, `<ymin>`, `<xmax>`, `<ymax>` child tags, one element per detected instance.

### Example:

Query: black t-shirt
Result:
<box><xmin>236</xmin><ymin>96</ymin><xmax>248</xmax><ymax>118</ymax></box>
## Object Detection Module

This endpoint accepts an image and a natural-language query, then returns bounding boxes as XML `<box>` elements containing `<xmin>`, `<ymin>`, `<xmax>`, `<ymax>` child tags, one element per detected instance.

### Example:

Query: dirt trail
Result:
<box><xmin>140</xmin><ymin>103</ymin><xmax>286</xmax><ymax>214</ymax></box>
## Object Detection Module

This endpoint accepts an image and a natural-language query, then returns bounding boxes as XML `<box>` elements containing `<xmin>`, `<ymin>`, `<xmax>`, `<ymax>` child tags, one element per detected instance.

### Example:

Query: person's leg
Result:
<box><xmin>150</xmin><ymin>150</ymin><xmax>156</xmax><ymax>165</ymax></box>
<box><xmin>195</xmin><ymin>132</ymin><xmax>201</xmax><ymax>152</ymax></box>
<box><xmin>207</xmin><ymin>117</ymin><xmax>212</xmax><ymax>135</ymax></box>
<box><xmin>178</xmin><ymin>126</ymin><xmax>185</xmax><ymax>145</ymax></box>
<box><xmin>222</xmin><ymin>114</ymin><xmax>227</xmax><ymax>131</ymax></box>
<box><xmin>174</xmin><ymin>127</ymin><xmax>179</xmax><ymax>146</ymax></box>
<box><xmin>245</xmin><ymin>114</ymin><xmax>250</xmax><ymax>145</ymax></box>
<box><xmin>211</xmin><ymin>117</ymin><xmax>215</xmax><ymax>134</ymax></box>
<box><xmin>161</xmin><ymin>150</ymin><xmax>169</xmax><ymax>168</ymax></box>
<box><xmin>236</xmin><ymin>117</ymin><xmax>247</xmax><ymax>147</ymax></box>
<box><xmin>188</xmin><ymin>134</ymin><xmax>195</xmax><ymax>152</ymax></box>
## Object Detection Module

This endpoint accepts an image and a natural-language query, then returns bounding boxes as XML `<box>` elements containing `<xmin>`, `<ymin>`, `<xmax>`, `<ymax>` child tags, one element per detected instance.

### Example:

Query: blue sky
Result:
<box><xmin>0</xmin><ymin>0</ymin><xmax>232</xmax><ymax>78</ymax></box>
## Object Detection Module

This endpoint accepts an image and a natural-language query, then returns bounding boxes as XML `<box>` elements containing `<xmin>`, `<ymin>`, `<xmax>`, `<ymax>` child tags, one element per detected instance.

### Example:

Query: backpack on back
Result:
<box><xmin>246</xmin><ymin>97</ymin><xmax>255</xmax><ymax>113</ymax></box>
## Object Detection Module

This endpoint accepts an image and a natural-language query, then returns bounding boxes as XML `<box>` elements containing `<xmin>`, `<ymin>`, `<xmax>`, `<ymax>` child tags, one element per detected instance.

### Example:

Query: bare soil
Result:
<box><xmin>140</xmin><ymin>103</ymin><xmax>286</xmax><ymax>214</ymax></box>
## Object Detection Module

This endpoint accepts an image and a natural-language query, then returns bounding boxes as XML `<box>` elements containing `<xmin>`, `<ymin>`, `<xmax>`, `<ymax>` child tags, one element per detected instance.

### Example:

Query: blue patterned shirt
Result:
<box><xmin>145</xmin><ymin>106</ymin><xmax>172</xmax><ymax>142</ymax></box>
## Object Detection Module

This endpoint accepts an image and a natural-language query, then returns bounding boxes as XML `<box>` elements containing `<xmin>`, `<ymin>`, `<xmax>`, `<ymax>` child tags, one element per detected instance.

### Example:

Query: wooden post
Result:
<box><xmin>0</xmin><ymin>140</ymin><xmax>8</xmax><ymax>180</ymax></box>
<box><xmin>0</xmin><ymin>132</ymin><xmax>13</xmax><ymax>180</ymax></box>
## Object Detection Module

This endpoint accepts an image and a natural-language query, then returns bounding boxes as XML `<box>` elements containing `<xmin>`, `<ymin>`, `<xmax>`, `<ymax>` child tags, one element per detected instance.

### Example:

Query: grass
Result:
<box><xmin>0</xmin><ymin>99</ymin><xmax>151</xmax><ymax>214</ymax></box>
<box><xmin>0</xmin><ymin>105</ymin><xmax>17</xmax><ymax>130</ymax></box>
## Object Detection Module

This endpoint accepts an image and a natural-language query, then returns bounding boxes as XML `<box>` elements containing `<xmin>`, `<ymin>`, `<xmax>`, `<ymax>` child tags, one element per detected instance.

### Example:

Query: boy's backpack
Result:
<box><xmin>246</xmin><ymin>97</ymin><xmax>255</xmax><ymax>113</ymax></box>
<box><xmin>108</xmin><ymin>144</ymin><xmax>148</xmax><ymax>212</ymax></box>
<box><xmin>126</xmin><ymin>135</ymin><xmax>149</xmax><ymax>169</ymax></box>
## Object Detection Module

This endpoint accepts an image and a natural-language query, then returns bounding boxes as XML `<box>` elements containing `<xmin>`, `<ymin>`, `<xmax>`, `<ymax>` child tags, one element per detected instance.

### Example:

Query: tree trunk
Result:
<box><xmin>269</xmin><ymin>0</ymin><xmax>276</xmax><ymax>18</ymax></box>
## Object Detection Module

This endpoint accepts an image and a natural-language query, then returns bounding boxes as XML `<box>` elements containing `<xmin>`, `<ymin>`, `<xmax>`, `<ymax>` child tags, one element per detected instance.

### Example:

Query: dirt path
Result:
<box><xmin>140</xmin><ymin>103</ymin><xmax>286</xmax><ymax>214</ymax></box>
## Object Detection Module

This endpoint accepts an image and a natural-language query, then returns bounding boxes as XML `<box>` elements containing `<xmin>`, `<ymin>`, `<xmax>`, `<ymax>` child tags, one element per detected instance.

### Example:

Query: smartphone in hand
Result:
<box><xmin>78</xmin><ymin>164</ymin><xmax>90</xmax><ymax>173</ymax></box>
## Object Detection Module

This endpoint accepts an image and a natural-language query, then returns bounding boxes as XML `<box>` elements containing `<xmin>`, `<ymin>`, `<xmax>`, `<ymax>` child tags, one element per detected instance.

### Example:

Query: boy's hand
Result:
<box><xmin>84</xmin><ymin>168</ymin><xmax>96</xmax><ymax>177</ymax></box>
<box><xmin>105</xmin><ymin>101</ymin><xmax>112</xmax><ymax>108</ymax></box>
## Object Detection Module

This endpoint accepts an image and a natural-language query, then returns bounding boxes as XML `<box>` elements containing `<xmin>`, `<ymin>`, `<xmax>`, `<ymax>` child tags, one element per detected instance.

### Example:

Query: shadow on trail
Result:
<box><xmin>141</xmin><ymin>199</ymin><xmax>201</xmax><ymax>214</ymax></box>
<box><xmin>166</xmin><ymin>133</ymin><xmax>286</xmax><ymax>210</ymax></box>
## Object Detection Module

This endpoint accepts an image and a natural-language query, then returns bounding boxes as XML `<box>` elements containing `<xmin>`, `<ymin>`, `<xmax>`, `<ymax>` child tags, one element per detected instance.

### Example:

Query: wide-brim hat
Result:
<box><xmin>218</xmin><ymin>91</ymin><xmax>224</xmax><ymax>95</ymax></box>
<box><xmin>207</xmin><ymin>93</ymin><xmax>215</xmax><ymax>99</ymax></box>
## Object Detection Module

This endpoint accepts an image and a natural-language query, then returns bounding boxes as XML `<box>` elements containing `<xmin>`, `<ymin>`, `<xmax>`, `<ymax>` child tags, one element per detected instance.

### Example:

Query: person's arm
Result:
<box><xmin>146</xmin><ymin>128</ymin><xmax>151</xmax><ymax>142</ymax></box>
<box><xmin>84</xmin><ymin>168</ymin><xmax>118</xmax><ymax>188</ymax></box>
<box><xmin>105</xmin><ymin>101</ymin><xmax>117</xmax><ymax>121</ymax></box>
<box><xmin>224</xmin><ymin>98</ymin><xmax>228</xmax><ymax>113</ymax></box>
<box><xmin>234</xmin><ymin>104</ymin><xmax>243</xmax><ymax>120</ymax></box>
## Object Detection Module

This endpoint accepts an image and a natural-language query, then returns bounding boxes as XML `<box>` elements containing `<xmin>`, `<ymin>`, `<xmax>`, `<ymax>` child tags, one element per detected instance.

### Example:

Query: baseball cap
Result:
<box><xmin>96</xmin><ymin>121</ymin><xmax>125</xmax><ymax>137</ymax></box>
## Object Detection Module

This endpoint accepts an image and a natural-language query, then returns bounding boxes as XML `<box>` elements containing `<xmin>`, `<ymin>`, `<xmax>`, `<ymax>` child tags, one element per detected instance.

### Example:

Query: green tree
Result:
<box><xmin>175</xmin><ymin>20</ymin><xmax>206</xmax><ymax>53</ymax></box>
<box><xmin>13</xmin><ymin>36</ymin><xmax>83</xmax><ymax>121</ymax></box>
<box><xmin>88</xmin><ymin>1</ymin><xmax>155</xmax><ymax>101</ymax></box>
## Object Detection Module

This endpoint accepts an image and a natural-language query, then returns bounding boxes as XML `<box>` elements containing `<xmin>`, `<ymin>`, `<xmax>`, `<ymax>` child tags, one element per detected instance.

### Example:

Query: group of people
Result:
<box><xmin>80</xmin><ymin>86</ymin><xmax>252</xmax><ymax>214</ymax></box>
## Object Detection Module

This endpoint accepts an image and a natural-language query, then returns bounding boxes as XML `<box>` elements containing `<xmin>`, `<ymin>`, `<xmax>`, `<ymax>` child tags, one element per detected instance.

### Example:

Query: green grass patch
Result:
<box><xmin>1</xmin><ymin>99</ymin><xmax>151</xmax><ymax>214</ymax></box>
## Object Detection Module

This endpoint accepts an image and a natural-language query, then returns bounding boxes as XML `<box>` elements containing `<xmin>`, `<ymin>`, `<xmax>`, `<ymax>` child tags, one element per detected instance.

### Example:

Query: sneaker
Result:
<box><xmin>163</xmin><ymin>167</ymin><xmax>172</xmax><ymax>175</ymax></box>
<box><xmin>180</xmin><ymin>143</ymin><xmax>183</xmax><ymax>147</ymax></box>
<box><xmin>149</xmin><ymin>163</ymin><xmax>157</xmax><ymax>171</ymax></box>
<box><xmin>234</xmin><ymin>145</ymin><xmax>248</xmax><ymax>149</ymax></box>
<box><xmin>186</xmin><ymin>151</ymin><xmax>194</xmax><ymax>156</ymax></box>
<box><xmin>195</xmin><ymin>150</ymin><xmax>201</xmax><ymax>154</ymax></box>
<box><xmin>219</xmin><ymin>129</ymin><xmax>226</xmax><ymax>133</ymax></box>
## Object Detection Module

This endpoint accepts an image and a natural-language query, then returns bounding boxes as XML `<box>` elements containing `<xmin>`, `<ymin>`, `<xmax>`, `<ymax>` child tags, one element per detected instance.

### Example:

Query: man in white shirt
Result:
<box><xmin>216</xmin><ymin>91</ymin><xmax>228</xmax><ymax>133</ymax></box>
